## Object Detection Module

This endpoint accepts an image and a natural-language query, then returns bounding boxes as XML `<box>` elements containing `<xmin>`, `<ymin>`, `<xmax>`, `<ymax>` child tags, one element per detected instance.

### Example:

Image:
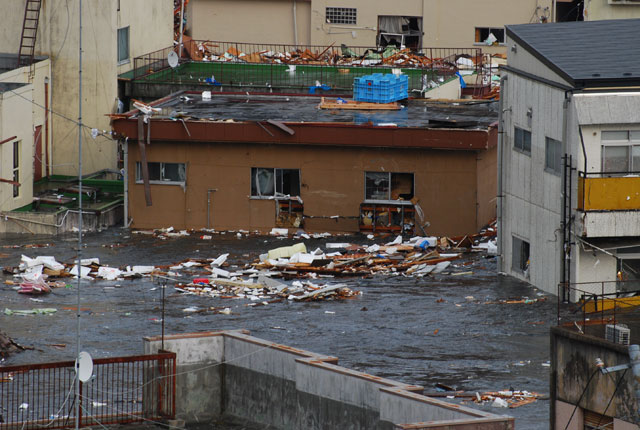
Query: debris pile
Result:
<box><xmin>430</xmin><ymin>386</ymin><xmax>544</xmax><ymax>409</ymax></box>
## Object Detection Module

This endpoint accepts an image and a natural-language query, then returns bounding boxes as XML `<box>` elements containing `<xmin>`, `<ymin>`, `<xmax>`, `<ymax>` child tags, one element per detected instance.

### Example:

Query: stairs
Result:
<box><xmin>17</xmin><ymin>0</ymin><xmax>42</xmax><ymax>68</ymax></box>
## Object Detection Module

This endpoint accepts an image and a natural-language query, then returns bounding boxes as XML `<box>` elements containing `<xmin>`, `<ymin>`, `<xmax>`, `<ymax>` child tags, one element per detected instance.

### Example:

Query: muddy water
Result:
<box><xmin>0</xmin><ymin>230</ymin><xmax>555</xmax><ymax>429</ymax></box>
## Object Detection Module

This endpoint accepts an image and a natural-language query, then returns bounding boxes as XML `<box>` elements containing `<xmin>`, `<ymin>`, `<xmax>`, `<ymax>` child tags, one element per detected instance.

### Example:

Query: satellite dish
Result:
<box><xmin>168</xmin><ymin>51</ymin><xmax>179</xmax><ymax>68</ymax></box>
<box><xmin>76</xmin><ymin>351</ymin><xmax>93</xmax><ymax>383</ymax></box>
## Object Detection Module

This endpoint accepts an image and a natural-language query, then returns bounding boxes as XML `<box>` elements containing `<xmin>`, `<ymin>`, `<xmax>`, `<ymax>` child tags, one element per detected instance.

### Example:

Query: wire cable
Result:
<box><xmin>597</xmin><ymin>368</ymin><xmax>627</xmax><ymax>430</ymax></box>
<box><xmin>564</xmin><ymin>367</ymin><xmax>600</xmax><ymax>430</ymax></box>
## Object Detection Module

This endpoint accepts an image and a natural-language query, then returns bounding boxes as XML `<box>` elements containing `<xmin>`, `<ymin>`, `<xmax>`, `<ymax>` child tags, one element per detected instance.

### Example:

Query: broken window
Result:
<box><xmin>135</xmin><ymin>162</ymin><xmax>186</xmax><ymax>184</ymax></box>
<box><xmin>512</xmin><ymin>236</ymin><xmax>530</xmax><ymax>275</ymax></box>
<box><xmin>117</xmin><ymin>26</ymin><xmax>129</xmax><ymax>64</ymax></box>
<box><xmin>601</xmin><ymin>130</ymin><xmax>640</xmax><ymax>175</ymax></box>
<box><xmin>12</xmin><ymin>140</ymin><xmax>20</xmax><ymax>198</ymax></box>
<box><xmin>514</xmin><ymin>126</ymin><xmax>531</xmax><ymax>155</ymax></box>
<box><xmin>365</xmin><ymin>172</ymin><xmax>414</xmax><ymax>201</ymax></box>
<box><xmin>377</xmin><ymin>16</ymin><xmax>422</xmax><ymax>50</ymax></box>
<box><xmin>326</xmin><ymin>7</ymin><xmax>356</xmax><ymax>25</ymax></box>
<box><xmin>545</xmin><ymin>137</ymin><xmax>562</xmax><ymax>175</ymax></box>
<box><xmin>251</xmin><ymin>168</ymin><xmax>300</xmax><ymax>197</ymax></box>
<box><xmin>475</xmin><ymin>27</ymin><xmax>505</xmax><ymax>45</ymax></box>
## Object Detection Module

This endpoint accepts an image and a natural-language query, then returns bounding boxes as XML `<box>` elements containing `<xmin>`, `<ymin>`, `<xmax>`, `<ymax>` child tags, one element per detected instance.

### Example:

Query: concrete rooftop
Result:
<box><xmin>147</xmin><ymin>91</ymin><xmax>498</xmax><ymax>129</ymax></box>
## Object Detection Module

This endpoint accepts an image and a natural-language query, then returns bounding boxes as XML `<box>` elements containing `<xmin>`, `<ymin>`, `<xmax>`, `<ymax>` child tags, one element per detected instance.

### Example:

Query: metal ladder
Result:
<box><xmin>17</xmin><ymin>0</ymin><xmax>42</xmax><ymax>68</ymax></box>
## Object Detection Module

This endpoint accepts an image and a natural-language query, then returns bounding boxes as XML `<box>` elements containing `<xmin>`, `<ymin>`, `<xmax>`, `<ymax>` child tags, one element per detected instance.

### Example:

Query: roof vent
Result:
<box><xmin>606</xmin><ymin>324</ymin><xmax>630</xmax><ymax>345</ymax></box>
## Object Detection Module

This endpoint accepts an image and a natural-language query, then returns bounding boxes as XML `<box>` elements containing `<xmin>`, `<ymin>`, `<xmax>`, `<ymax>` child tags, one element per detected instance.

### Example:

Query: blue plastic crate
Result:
<box><xmin>353</xmin><ymin>73</ymin><xmax>407</xmax><ymax>103</ymax></box>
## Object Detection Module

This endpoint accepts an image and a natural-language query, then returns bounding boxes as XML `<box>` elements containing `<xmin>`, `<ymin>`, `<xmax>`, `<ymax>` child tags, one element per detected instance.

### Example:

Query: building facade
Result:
<box><xmin>0</xmin><ymin>0</ymin><xmax>173</xmax><ymax>176</ymax></box>
<box><xmin>111</xmin><ymin>92</ymin><xmax>497</xmax><ymax>235</ymax></box>
<box><xmin>499</xmin><ymin>19</ymin><xmax>640</xmax><ymax>296</ymax></box>
<box><xmin>186</xmin><ymin>0</ymin><xmax>557</xmax><ymax>54</ymax></box>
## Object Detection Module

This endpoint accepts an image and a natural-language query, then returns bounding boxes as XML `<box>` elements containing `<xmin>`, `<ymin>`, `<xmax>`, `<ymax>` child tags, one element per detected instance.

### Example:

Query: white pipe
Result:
<box><xmin>292</xmin><ymin>0</ymin><xmax>298</xmax><ymax>46</ymax></box>
<box><xmin>178</xmin><ymin>0</ymin><xmax>185</xmax><ymax>57</ymax></box>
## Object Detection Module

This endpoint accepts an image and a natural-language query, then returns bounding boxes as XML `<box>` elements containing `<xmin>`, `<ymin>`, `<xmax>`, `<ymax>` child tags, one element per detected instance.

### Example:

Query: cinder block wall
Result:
<box><xmin>144</xmin><ymin>330</ymin><xmax>514</xmax><ymax>430</ymax></box>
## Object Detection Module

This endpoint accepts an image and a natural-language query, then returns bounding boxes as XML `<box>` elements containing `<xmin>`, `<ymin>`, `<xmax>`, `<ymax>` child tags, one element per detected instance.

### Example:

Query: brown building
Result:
<box><xmin>111</xmin><ymin>92</ymin><xmax>497</xmax><ymax>235</ymax></box>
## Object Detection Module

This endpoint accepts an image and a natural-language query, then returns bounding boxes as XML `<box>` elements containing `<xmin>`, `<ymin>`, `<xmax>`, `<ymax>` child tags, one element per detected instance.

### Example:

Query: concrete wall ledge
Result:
<box><xmin>144</xmin><ymin>330</ymin><xmax>514</xmax><ymax>430</ymax></box>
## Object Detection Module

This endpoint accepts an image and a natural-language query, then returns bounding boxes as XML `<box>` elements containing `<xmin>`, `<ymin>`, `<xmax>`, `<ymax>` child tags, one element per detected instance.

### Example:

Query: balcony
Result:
<box><xmin>576</xmin><ymin>172</ymin><xmax>640</xmax><ymax>237</ymax></box>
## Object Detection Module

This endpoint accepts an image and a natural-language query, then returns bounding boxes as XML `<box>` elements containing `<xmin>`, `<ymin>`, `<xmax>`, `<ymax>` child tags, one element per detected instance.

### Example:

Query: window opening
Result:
<box><xmin>251</xmin><ymin>168</ymin><xmax>300</xmax><ymax>197</ymax></box>
<box><xmin>514</xmin><ymin>126</ymin><xmax>531</xmax><ymax>154</ymax></box>
<box><xmin>377</xmin><ymin>16</ymin><xmax>422</xmax><ymax>50</ymax></box>
<box><xmin>601</xmin><ymin>130</ymin><xmax>640</xmax><ymax>175</ymax></box>
<box><xmin>365</xmin><ymin>172</ymin><xmax>414</xmax><ymax>201</ymax></box>
<box><xmin>326</xmin><ymin>7</ymin><xmax>356</xmax><ymax>25</ymax></box>
<box><xmin>512</xmin><ymin>236</ymin><xmax>530</xmax><ymax>275</ymax></box>
<box><xmin>12</xmin><ymin>141</ymin><xmax>20</xmax><ymax>198</ymax></box>
<box><xmin>135</xmin><ymin>162</ymin><xmax>186</xmax><ymax>184</ymax></box>
<box><xmin>475</xmin><ymin>27</ymin><xmax>505</xmax><ymax>45</ymax></box>
<box><xmin>545</xmin><ymin>137</ymin><xmax>562</xmax><ymax>175</ymax></box>
<box><xmin>117</xmin><ymin>26</ymin><xmax>130</xmax><ymax>64</ymax></box>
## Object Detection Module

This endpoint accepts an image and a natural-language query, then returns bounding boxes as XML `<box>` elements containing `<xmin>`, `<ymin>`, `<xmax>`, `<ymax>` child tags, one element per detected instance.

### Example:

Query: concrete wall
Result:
<box><xmin>551</xmin><ymin>327</ymin><xmax>640</xmax><ymax>429</ymax></box>
<box><xmin>0</xmin><ymin>57</ymin><xmax>51</xmax><ymax>180</ymax></box>
<box><xmin>144</xmin><ymin>330</ymin><xmax>514</xmax><ymax>430</ymax></box>
<box><xmin>0</xmin><ymin>0</ymin><xmax>173</xmax><ymax>176</ymax></box>
<box><xmin>500</xmin><ymin>70</ymin><xmax>565</xmax><ymax>295</ymax></box>
<box><xmin>187</xmin><ymin>0</ymin><xmax>552</xmax><ymax>54</ymax></box>
<box><xmin>127</xmin><ymin>139</ymin><xmax>494</xmax><ymax>236</ymax></box>
<box><xmin>584</xmin><ymin>0</ymin><xmax>640</xmax><ymax>20</ymax></box>
<box><xmin>0</xmin><ymin>84</ymin><xmax>34</xmax><ymax>211</ymax></box>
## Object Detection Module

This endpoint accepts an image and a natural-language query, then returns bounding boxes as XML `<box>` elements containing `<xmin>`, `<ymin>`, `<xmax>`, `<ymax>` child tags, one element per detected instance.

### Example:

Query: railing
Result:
<box><xmin>0</xmin><ymin>352</ymin><xmax>175</xmax><ymax>430</ymax></box>
<box><xmin>557</xmin><ymin>281</ymin><xmax>640</xmax><ymax>337</ymax></box>
<box><xmin>578</xmin><ymin>171</ymin><xmax>640</xmax><ymax>211</ymax></box>
<box><xmin>131</xmin><ymin>41</ymin><xmax>486</xmax><ymax>94</ymax></box>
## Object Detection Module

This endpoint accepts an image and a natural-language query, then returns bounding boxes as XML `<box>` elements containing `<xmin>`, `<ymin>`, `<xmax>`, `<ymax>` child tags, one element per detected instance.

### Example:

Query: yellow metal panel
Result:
<box><xmin>581</xmin><ymin>176</ymin><xmax>640</xmax><ymax>211</ymax></box>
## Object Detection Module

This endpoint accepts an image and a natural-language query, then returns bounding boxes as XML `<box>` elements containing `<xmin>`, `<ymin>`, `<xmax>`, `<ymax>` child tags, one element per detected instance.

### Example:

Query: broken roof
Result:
<box><xmin>144</xmin><ymin>91</ymin><xmax>498</xmax><ymax>129</ymax></box>
<box><xmin>506</xmin><ymin>19</ymin><xmax>640</xmax><ymax>87</ymax></box>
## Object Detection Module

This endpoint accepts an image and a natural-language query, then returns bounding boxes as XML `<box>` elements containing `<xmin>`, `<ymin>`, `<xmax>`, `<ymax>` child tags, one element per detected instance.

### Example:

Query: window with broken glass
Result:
<box><xmin>326</xmin><ymin>7</ymin><xmax>356</xmax><ymax>24</ymax></box>
<box><xmin>12</xmin><ymin>140</ymin><xmax>20</xmax><ymax>198</ymax></box>
<box><xmin>511</xmin><ymin>236</ymin><xmax>530</xmax><ymax>276</ymax></box>
<box><xmin>364</xmin><ymin>172</ymin><xmax>414</xmax><ymax>202</ymax></box>
<box><xmin>251</xmin><ymin>168</ymin><xmax>300</xmax><ymax>197</ymax></box>
<box><xmin>135</xmin><ymin>162</ymin><xmax>186</xmax><ymax>184</ymax></box>
<box><xmin>601</xmin><ymin>130</ymin><xmax>640</xmax><ymax>176</ymax></box>
<box><xmin>474</xmin><ymin>27</ymin><xmax>505</xmax><ymax>45</ymax></box>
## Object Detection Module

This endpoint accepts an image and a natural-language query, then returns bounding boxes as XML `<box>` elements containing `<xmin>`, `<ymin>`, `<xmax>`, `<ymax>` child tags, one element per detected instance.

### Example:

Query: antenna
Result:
<box><xmin>168</xmin><ymin>51</ymin><xmax>179</xmax><ymax>69</ymax></box>
<box><xmin>76</xmin><ymin>351</ymin><xmax>93</xmax><ymax>383</ymax></box>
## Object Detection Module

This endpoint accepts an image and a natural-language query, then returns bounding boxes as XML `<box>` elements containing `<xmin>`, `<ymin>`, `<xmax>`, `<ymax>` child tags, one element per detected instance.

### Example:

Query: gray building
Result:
<box><xmin>498</xmin><ymin>19</ymin><xmax>640</xmax><ymax>298</ymax></box>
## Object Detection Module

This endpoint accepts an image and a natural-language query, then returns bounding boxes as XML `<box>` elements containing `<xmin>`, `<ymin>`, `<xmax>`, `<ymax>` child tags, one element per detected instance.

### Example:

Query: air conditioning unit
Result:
<box><xmin>606</xmin><ymin>324</ymin><xmax>630</xmax><ymax>345</ymax></box>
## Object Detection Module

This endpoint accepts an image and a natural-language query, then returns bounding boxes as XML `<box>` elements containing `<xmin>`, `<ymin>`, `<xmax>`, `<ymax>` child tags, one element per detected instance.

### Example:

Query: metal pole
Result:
<box><xmin>123</xmin><ymin>138</ymin><xmax>128</xmax><ymax>227</ymax></box>
<box><xmin>75</xmin><ymin>1</ymin><xmax>83</xmax><ymax>429</ymax></box>
<box><xmin>162</xmin><ymin>282</ymin><xmax>166</xmax><ymax>350</ymax></box>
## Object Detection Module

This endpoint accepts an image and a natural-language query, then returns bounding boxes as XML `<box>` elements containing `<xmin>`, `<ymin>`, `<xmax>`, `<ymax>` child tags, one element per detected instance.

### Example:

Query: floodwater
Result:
<box><xmin>0</xmin><ymin>230</ymin><xmax>555</xmax><ymax>429</ymax></box>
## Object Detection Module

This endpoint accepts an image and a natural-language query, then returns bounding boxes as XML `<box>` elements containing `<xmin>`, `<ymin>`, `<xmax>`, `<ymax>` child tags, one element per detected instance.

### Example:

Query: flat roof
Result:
<box><xmin>144</xmin><ymin>91</ymin><xmax>498</xmax><ymax>129</ymax></box>
<box><xmin>506</xmin><ymin>19</ymin><xmax>640</xmax><ymax>87</ymax></box>
<box><xmin>0</xmin><ymin>53</ymin><xmax>48</xmax><ymax>75</ymax></box>
<box><xmin>0</xmin><ymin>82</ymin><xmax>29</xmax><ymax>93</ymax></box>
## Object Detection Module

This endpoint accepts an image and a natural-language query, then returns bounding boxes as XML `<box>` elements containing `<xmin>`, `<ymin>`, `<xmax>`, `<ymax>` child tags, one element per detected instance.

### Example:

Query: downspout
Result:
<box><xmin>44</xmin><ymin>77</ymin><xmax>50</xmax><ymax>177</ymax></box>
<box><xmin>123</xmin><ymin>137</ymin><xmax>128</xmax><ymax>228</ymax></box>
<box><xmin>497</xmin><ymin>73</ymin><xmax>508</xmax><ymax>272</ymax></box>
<box><xmin>178</xmin><ymin>0</ymin><xmax>185</xmax><ymax>57</ymax></box>
<box><xmin>560</xmin><ymin>92</ymin><xmax>571</xmax><ymax>298</ymax></box>
<box><xmin>292</xmin><ymin>0</ymin><xmax>298</xmax><ymax>46</ymax></box>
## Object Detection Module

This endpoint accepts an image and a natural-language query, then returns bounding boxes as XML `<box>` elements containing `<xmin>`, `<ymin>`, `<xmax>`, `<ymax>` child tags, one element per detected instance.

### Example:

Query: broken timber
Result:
<box><xmin>318</xmin><ymin>97</ymin><xmax>401</xmax><ymax>111</ymax></box>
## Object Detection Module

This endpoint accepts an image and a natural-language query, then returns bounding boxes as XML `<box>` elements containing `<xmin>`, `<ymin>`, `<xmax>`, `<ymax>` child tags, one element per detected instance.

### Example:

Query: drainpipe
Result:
<box><xmin>207</xmin><ymin>188</ymin><xmax>218</xmax><ymax>229</ymax></box>
<box><xmin>123</xmin><ymin>138</ymin><xmax>128</xmax><ymax>228</ymax></box>
<box><xmin>44</xmin><ymin>76</ymin><xmax>50</xmax><ymax>177</ymax></box>
<box><xmin>497</xmin><ymin>74</ymin><xmax>508</xmax><ymax>272</ymax></box>
<box><xmin>292</xmin><ymin>0</ymin><xmax>298</xmax><ymax>46</ymax></box>
<box><xmin>561</xmin><ymin>93</ymin><xmax>571</xmax><ymax>295</ymax></box>
<box><xmin>178</xmin><ymin>0</ymin><xmax>185</xmax><ymax>58</ymax></box>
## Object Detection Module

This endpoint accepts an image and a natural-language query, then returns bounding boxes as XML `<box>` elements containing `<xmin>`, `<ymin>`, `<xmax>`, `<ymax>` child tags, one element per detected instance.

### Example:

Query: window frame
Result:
<box><xmin>117</xmin><ymin>26</ymin><xmax>130</xmax><ymax>65</ymax></box>
<box><xmin>135</xmin><ymin>162</ymin><xmax>186</xmax><ymax>185</ymax></box>
<box><xmin>363</xmin><ymin>171</ymin><xmax>415</xmax><ymax>204</ymax></box>
<box><xmin>250</xmin><ymin>167</ymin><xmax>301</xmax><ymax>198</ymax></box>
<box><xmin>325</xmin><ymin>7</ymin><xmax>357</xmax><ymax>25</ymax></box>
<box><xmin>474</xmin><ymin>27</ymin><xmax>505</xmax><ymax>45</ymax></box>
<box><xmin>514</xmin><ymin>126</ymin><xmax>532</xmax><ymax>155</ymax></box>
<box><xmin>12</xmin><ymin>140</ymin><xmax>20</xmax><ymax>198</ymax></box>
<box><xmin>544</xmin><ymin>137</ymin><xmax>562</xmax><ymax>176</ymax></box>
<box><xmin>511</xmin><ymin>236</ymin><xmax>530</xmax><ymax>275</ymax></box>
<box><xmin>601</xmin><ymin>129</ymin><xmax>640</xmax><ymax>175</ymax></box>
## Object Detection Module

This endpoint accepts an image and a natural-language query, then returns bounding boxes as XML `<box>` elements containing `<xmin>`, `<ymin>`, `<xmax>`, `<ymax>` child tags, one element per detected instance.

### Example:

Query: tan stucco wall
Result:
<box><xmin>0</xmin><ymin>59</ymin><xmax>52</xmax><ymax>180</ymax></box>
<box><xmin>584</xmin><ymin>0</ymin><xmax>640</xmax><ymax>20</ymax></box>
<box><xmin>187</xmin><ymin>0</ymin><xmax>553</xmax><ymax>54</ymax></box>
<box><xmin>0</xmin><ymin>85</ymin><xmax>35</xmax><ymax>211</ymax></box>
<box><xmin>0</xmin><ymin>0</ymin><xmax>172</xmax><ymax>176</ymax></box>
<box><xmin>127</xmin><ymin>140</ymin><xmax>489</xmax><ymax>235</ymax></box>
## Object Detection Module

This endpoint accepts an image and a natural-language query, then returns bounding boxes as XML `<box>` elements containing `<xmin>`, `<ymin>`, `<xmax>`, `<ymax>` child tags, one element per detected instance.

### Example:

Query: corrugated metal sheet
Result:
<box><xmin>574</xmin><ymin>92</ymin><xmax>640</xmax><ymax>125</ymax></box>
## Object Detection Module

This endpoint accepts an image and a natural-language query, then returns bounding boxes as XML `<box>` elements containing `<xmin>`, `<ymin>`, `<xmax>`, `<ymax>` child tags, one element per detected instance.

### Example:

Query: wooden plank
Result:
<box><xmin>318</xmin><ymin>98</ymin><xmax>401</xmax><ymax>111</ymax></box>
